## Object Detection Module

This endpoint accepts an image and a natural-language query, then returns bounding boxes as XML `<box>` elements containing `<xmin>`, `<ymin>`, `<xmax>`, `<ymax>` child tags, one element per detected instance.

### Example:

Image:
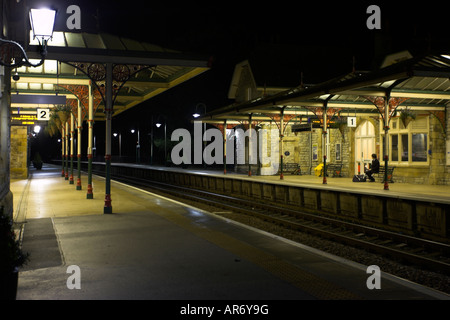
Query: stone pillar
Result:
<box><xmin>10</xmin><ymin>126</ymin><xmax>28</xmax><ymax>179</ymax></box>
<box><xmin>0</xmin><ymin>64</ymin><xmax>13</xmax><ymax>218</ymax></box>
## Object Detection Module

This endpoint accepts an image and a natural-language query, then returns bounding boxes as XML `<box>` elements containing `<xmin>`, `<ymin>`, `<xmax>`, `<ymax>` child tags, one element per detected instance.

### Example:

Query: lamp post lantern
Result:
<box><xmin>0</xmin><ymin>8</ymin><xmax>56</xmax><ymax>68</ymax></box>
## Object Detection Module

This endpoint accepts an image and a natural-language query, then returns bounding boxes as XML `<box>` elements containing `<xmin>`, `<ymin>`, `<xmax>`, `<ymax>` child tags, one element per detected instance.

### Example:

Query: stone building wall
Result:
<box><xmin>10</xmin><ymin>126</ymin><xmax>29</xmax><ymax>179</ymax></box>
<box><xmin>233</xmin><ymin>64</ymin><xmax>257</xmax><ymax>103</ymax></box>
<box><xmin>230</xmin><ymin>109</ymin><xmax>450</xmax><ymax>184</ymax></box>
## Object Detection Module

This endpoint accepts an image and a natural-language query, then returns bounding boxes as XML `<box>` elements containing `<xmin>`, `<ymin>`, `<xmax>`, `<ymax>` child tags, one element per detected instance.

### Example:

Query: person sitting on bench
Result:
<box><xmin>365</xmin><ymin>154</ymin><xmax>380</xmax><ymax>182</ymax></box>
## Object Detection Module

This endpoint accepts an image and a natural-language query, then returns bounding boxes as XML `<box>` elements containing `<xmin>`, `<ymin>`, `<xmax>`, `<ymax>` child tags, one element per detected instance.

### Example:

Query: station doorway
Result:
<box><xmin>355</xmin><ymin>120</ymin><xmax>376</xmax><ymax>174</ymax></box>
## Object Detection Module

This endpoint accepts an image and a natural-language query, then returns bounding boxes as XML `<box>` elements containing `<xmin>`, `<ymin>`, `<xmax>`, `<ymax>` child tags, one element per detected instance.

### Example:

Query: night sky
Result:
<box><xmin>27</xmin><ymin>0</ymin><xmax>450</xmax><ymax>162</ymax></box>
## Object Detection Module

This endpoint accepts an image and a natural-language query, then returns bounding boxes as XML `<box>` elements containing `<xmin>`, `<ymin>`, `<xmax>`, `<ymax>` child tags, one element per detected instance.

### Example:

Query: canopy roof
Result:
<box><xmin>11</xmin><ymin>31</ymin><xmax>210</xmax><ymax>120</ymax></box>
<box><xmin>203</xmin><ymin>53</ymin><xmax>450</xmax><ymax>124</ymax></box>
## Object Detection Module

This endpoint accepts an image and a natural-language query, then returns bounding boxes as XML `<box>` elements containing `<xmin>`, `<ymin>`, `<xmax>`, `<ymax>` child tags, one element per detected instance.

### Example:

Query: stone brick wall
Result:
<box><xmin>428</xmin><ymin>113</ymin><xmax>447</xmax><ymax>184</ymax></box>
<box><xmin>10</xmin><ymin>126</ymin><xmax>29</xmax><ymax>179</ymax></box>
<box><xmin>441</xmin><ymin>104</ymin><xmax>450</xmax><ymax>185</ymax></box>
<box><xmin>231</xmin><ymin>111</ymin><xmax>450</xmax><ymax>185</ymax></box>
<box><xmin>234</xmin><ymin>65</ymin><xmax>257</xmax><ymax>103</ymax></box>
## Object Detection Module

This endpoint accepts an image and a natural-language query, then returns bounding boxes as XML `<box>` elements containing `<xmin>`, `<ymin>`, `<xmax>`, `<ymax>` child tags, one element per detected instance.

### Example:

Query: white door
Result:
<box><xmin>355</xmin><ymin>121</ymin><xmax>376</xmax><ymax>174</ymax></box>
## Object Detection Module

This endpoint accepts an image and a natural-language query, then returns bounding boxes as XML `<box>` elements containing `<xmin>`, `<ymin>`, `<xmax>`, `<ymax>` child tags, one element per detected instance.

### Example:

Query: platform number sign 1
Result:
<box><xmin>347</xmin><ymin>117</ymin><xmax>356</xmax><ymax>128</ymax></box>
<box><xmin>37</xmin><ymin>108</ymin><xmax>50</xmax><ymax>121</ymax></box>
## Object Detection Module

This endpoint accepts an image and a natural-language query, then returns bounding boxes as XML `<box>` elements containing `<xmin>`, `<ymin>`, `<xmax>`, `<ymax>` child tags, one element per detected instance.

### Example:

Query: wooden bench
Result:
<box><xmin>279</xmin><ymin>163</ymin><xmax>301</xmax><ymax>175</ymax></box>
<box><xmin>326</xmin><ymin>163</ymin><xmax>343</xmax><ymax>177</ymax></box>
<box><xmin>374</xmin><ymin>166</ymin><xmax>395</xmax><ymax>183</ymax></box>
<box><xmin>319</xmin><ymin>163</ymin><xmax>343</xmax><ymax>177</ymax></box>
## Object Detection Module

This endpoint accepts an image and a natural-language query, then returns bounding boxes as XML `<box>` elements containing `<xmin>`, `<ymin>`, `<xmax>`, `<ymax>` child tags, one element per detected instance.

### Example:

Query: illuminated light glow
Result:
<box><xmin>29</xmin><ymin>8</ymin><xmax>57</xmax><ymax>41</ymax></box>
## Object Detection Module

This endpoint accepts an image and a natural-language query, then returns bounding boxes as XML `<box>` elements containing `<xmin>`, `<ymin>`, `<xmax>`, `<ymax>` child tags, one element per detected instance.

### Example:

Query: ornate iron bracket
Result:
<box><xmin>0</xmin><ymin>38</ymin><xmax>47</xmax><ymax>68</ymax></box>
<box><xmin>303</xmin><ymin>106</ymin><xmax>343</xmax><ymax>129</ymax></box>
<box><xmin>263</xmin><ymin>113</ymin><xmax>300</xmax><ymax>137</ymax></box>
<box><xmin>57</xmin><ymin>84</ymin><xmax>103</xmax><ymax>120</ymax></box>
<box><xmin>65</xmin><ymin>62</ymin><xmax>151</xmax><ymax>109</ymax></box>
<box><xmin>364</xmin><ymin>96</ymin><xmax>409</xmax><ymax>126</ymax></box>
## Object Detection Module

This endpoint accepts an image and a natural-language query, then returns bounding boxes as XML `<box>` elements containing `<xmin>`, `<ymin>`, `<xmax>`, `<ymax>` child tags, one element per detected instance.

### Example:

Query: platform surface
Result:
<box><xmin>112</xmin><ymin>162</ymin><xmax>450</xmax><ymax>204</ymax></box>
<box><xmin>10</xmin><ymin>164</ymin><xmax>450</xmax><ymax>303</ymax></box>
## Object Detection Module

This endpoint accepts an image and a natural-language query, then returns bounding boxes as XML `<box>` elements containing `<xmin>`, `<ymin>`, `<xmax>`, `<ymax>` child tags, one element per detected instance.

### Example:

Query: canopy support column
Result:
<box><xmin>322</xmin><ymin>102</ymin><xmax>328</xmax><ymax>185</ymax></box>
<box><xmin>383</xmin><ymin>93</ymin><xmax>391</xmax><ymax>190</ymax></box>
<box><xmin>223</xmin><ymin>120</ymin><xmax>227</xmax><ymax>174</ymax></box>
<box><xmin>69</xmin><ymin>113</ymin><xmax>74</xmax><ymax>184</ymax></box>
<box><xmin>364</xmin><ymin>91</ymin><xmax>409</xmax><ymax>190</ymax></box>
<box><xmin>104</xmin><ymin>63</ymin><xmax>113</xmax><ymax>214</ymax></box>
<box><xmin>76</xmin><ymin>99</ymin><xmax>82</xmax><ymax>190</ymax></box>
<box><xmin>86</xmin><ymin>81</ymin><xmax>94</xmax><ymax>199</ymax></box>
<box><xmin>61</xmin><ymin>126</ymin><xmax>65</xmax><ymax>177</ymax></box>
<box><xmin>279</xmin><ymin>108</ymin><xmax>285</xmax><ymax>180</ymax></box>
<box><xmin>248</xmin><ymin>114</ymin><xmax>252</xmax><ymax>176</ymax></box>
<box><xmin>65</xmin><ymin>121</ymin><xmax>69</xmax><ymax>180</ymax></box>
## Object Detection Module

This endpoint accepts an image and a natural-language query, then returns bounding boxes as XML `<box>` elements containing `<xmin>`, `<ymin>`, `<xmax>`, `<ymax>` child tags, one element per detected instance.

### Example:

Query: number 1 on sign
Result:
<box><xmin>348</xmin><ymin>117</ymin><xmax>356</xmax><ymax>127</ymax></box>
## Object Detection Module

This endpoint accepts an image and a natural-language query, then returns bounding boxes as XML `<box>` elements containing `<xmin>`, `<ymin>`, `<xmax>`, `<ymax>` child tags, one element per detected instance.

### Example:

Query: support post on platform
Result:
<box><xmin>65</xmin><ymin>121</ymin><xmax>69</xmax><ymax>180</ymax></box>
<box><xmin>223</xmin><ymin>120</ymin><xmax>227</xmax><ymax>174</ymax></box>
<box><xmin>61</xmin><ymin>127</ymin><xmax>65</xmax><ymax>177</ymax></box>
<box><xmin>322</xmin><ymin>102</ymin><xmax>328</xmax><ymax>185</ymax></box>
<box><xmin>104</xmin><ymin>63</ymin><xmax>113</xmax><ymax>214</ymax></box>
<box><xmin>69</xmin><ymin>113</ymin><xmax>74</xmax><ymax>184</ymax></box>
<box><xmin>279</xmin><ymin>108</ymin><xmax>285</xmax><ymax>180</ymax></box>
<box><xmin>384</xmin><ymin>93</ymin><xmax>390</xmax><ymax>190</ymax></box>
<box><xmin>248</xmin><ymin>113</ymin><xmax>252</xmax><ymax>177</ymax></box>
<box><xmin>77</xmin><ymin>99</ymin><xmax>82</xmax><ymax>190</ymax></box>
<box><xmin>86</xmin><ymin>82</ymin><xmax>94</xmax><ymax>199</ymax></box>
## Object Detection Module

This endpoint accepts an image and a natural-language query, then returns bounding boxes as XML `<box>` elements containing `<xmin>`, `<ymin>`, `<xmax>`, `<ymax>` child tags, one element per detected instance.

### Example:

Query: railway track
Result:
<box><xmin>96</xmin><ymin>170</ymin><xmax>450</xmax><ymax>275</ymax></box>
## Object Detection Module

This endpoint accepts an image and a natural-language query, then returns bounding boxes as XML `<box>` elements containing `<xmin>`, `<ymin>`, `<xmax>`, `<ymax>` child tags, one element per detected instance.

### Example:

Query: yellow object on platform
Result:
<box><xmin>314</xmin><ymin>163</ymin><xmax>323</xmax><ymax>177</ymax></box>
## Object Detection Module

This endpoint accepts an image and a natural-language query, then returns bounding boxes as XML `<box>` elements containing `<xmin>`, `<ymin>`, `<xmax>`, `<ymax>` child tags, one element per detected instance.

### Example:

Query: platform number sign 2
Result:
<box><xmin>37</xmin><ymin>108</ymin><xmax>50</xmax><ymax>121</ymax></box>
<box><xmin>347</xmin><ymin>117</ymin><xmax>356</xmax><ymax>128</ymax></box>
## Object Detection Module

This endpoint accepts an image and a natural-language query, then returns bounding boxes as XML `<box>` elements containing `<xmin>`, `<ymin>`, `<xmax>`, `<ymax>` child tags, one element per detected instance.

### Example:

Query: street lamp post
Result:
<box><xmin>113</xmin><ymin>132</ymin><xmax>122</xmax><ymax>161</ymax></box>
<box><xmin>131</xmin><ymin>128</ymin><xmax>140</xmax><ymax>164</ymax></box>
<box><xmin>193</xmin><ymin>103</ymin><xmax>207</xmax><ymax>167</ymax></box>
<box><xmin>155</xmin><ymin>121</ymin><xmax>167</xmax><ymax>165</ymax></box>
<box><xmin>0</xmin><ymin>8</ymin><xmax>56</xmax><ymax>68</ymax></box>
<box><xmin>150</xmin><ymin>115</ymin><xmax>154</xmax><ymax>165</ymax></box>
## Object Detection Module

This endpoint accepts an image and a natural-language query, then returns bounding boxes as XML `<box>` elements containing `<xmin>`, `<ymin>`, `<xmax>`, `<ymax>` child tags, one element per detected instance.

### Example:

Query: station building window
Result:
<box><xmin>381</xmin><ymin>116</ymin><xmax>429</xmax><ymax>165</ymax></box>
<box><xmin>355</xmin><ymin>120</ymin><xmax>376</xmax><ymax>172</ymax></box>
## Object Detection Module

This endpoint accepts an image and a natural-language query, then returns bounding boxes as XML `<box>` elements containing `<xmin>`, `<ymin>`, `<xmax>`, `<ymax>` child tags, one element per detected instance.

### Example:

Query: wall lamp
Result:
<box><xmin>0</xmin><ymin>8</ymin><xmax>56</xmax><ymax>68</ymax></box>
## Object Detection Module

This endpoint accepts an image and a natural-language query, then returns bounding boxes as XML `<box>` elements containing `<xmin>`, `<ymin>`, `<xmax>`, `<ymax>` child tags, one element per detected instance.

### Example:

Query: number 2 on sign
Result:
<box><xmin>37</xmin><ymin>108</ymin><xmax>50</xmax><ymax>121</ymax></box>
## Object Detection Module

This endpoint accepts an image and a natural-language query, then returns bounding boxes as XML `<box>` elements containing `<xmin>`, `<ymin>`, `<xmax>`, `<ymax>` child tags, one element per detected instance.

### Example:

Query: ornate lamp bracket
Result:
<box><xmin>0</xmin><ymin>38</ymin><xmax>48</xmax><ymax>68</ymax></box>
